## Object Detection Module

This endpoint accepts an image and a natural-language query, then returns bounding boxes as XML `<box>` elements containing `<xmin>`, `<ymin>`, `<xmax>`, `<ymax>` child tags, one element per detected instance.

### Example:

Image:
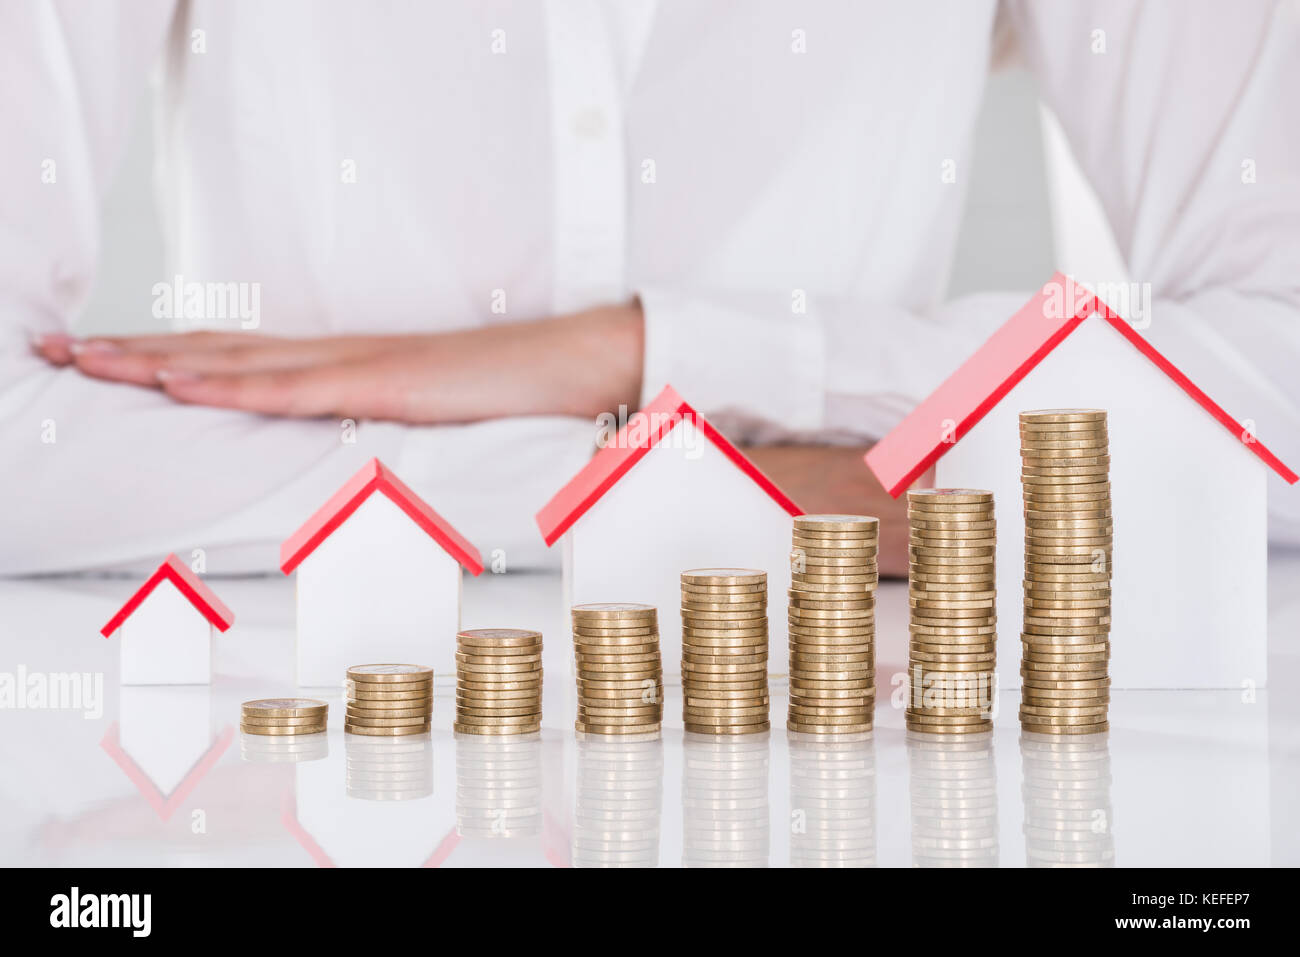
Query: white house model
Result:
<box><xmin>100</xmin><ymin>553</ymin><xmax>235</xmax><ymax>685</ymax></box>
<box><xmin>865</xmin><ymin>272</ymin><xmax>1297</xmax><ymax>690</ymax></box>
<box><xmin>280</xmin><ymin>457</ymin><xmax>483</xmax><ymax>687</ymax></box>
<box><xmin>536</xmin><ymin>384</ymin><xmax>804</xmax><ymax>677</ymax></box>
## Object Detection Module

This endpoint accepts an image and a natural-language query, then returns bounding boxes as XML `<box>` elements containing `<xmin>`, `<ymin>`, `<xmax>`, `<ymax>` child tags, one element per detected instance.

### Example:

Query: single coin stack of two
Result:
<box><xmin>680</xmin><ymin>568</ymin><xmax>771</xmax><ymax>735</ymax></box>
<box><xmin>571</xmin><ymin>603</ymin><xmax>664</xmax><ymax>736</ymax></box>
<box><xmin>345</xmin><ymin>664</ymin><xmax>433</xmax><ymax>735</ymax></box>
<box><xmin>1019</xmin><ymin>409</ymin><xmax>1112</xmax><ymax>735</ymax></box>
<box><xmin>241</xmin><ymin>698</ymin><xmax>328</xmax><ymax>736</ymax></box>
<box><xmin>787</xmin><ymin>514</ymin><xmax>880</xmax><ymax>735</ymax></box>
<box><xmin>455</xmin><ymin>628</ymin><xmax>543</xmax><ymax>735</ymax></box>
<box><xmin>905</xmin><ymin>489</ymin><xmax>998</xmax><ymax>735</ymax></box>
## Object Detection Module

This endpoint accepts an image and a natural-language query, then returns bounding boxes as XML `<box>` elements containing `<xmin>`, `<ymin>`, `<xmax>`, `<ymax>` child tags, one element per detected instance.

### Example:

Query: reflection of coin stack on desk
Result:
<box><xmin>906</xmin><ymin>490</ymin><xmax>998</xmax><ymax>734</ymax></box>
<box><xmin>1020</xmin><ymin>731</ymin><xmax>1115</xmax><ymax>867</ymax></box>
<box><xmin>681</xmin><ymin>734</ymin><xmax>770</xmax><ymax>867</ymax></box>
<box><xmin>571</xmin><ymin>603</ymin><xmax>663</xmax><ymax>736</ymax></box>
<box><xmin>680</xmin><ymin>569</ymin><xmax>770</xmax><ymax>735</ymax></box>
<box><xmin>788</xmin><ymin>731</ymin><xmax>876</xmax><ymax>867</ymax></box>
<box><xmin>240</xmin><ymin>729</ymin><xmax>329</xmax><ymax>764</ymax></box>
<box><xmin>906</xmin><ymin>732</ymin><xmax>999</xmax><ymax>867</ymax></box>
<box><xmin>1019</xmin><ymin>410</ymin><xmax>1112</xmax><ymax>735</ymax></box>
<box><xmin>455</xmin><ymin>733</ymin><xmax>543</xmax><ymax>839</ymax></box>
<box><xmin>573</xmin><ymin>735</ymin><xmax>664</xmax><ymax>867</ymax></box>
<box><xmin>345</xmin><ymin>734</ymin><xmax>434</xmax><ymax>801</ymax></box>
<box><xmin>787</xmin><ymin>514</ymin><xmax>879</xmax><ymax>735</ymax></box>
<box><xmin>455</xmin><ymin>629</ymin><xmax>543</xmax><ymax>735</ymax></box>
<box><xmin>344</xmin><ymin>665</ymin><xmax>433</xmax><ymax>736</ymax></box>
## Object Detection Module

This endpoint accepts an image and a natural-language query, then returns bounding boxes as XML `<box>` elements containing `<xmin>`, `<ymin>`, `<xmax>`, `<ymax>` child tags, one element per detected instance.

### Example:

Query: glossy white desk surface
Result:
<box><xmin>1</xmin><ymin>551</ymin><xmax>1297</xmax><ymax>867</ymax></box>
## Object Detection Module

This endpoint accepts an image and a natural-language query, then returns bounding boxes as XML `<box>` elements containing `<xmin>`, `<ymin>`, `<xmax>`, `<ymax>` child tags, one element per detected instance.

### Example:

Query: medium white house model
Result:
<box><xmin>280</xmin><ymin>457</ymin><xmax>483</xmax><ymax>687</ymax></box>
<box><xmin>865</xmin><ymin>272</ymin><xmax>1297</xmax><ymax>690</ymax></box>
<box><xmin>536</xmin><ymin>384</ymin><xmax>804</xmax><ymax>676</ymax></box>
<box><xmin>100</xmin><ymin>553</ymin><xmax>235</xmax><ymax>685</ymax></box>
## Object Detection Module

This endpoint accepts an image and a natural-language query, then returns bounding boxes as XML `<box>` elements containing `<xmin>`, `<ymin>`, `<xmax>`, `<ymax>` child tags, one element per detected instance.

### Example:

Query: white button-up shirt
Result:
<box><xmin>2</xmin><ymin>0</ymin><xmax>1298</xmax><ymax>573</ymax></box>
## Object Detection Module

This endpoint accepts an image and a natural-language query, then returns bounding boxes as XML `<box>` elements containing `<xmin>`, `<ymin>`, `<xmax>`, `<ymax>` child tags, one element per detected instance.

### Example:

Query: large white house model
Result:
<box><xmin>865</xmin><ymin>273</ymin><xmax>1297</xmax><ymax>690</ymax></box>
<box><xmin>281</xmin><ymin>458</ymin><xmax>483</xmax><ymax>687</ymax></box>
<box><xmin>100</xmin><ymin>553</ymin><xmax>235</xmax><ymax>685</ymax></box>
<box><xmin>536</xmin><ymin>384</ymin><xmax>804</xmax><ymax>676</ymax></box>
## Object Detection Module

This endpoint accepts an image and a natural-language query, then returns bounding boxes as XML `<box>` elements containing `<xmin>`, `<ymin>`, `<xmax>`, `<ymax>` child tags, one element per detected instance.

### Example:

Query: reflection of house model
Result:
<box><xmin>536</xmin><ymin>384</ymin><xmax>803</xmax><ymax>674</ymax></box>
<box><xmin>100</xmin><ymin>553</ymin><xmax>235</xmax><ymax>685</ymax></box>
<box><xmin>281</xmin><ymin>458</ymin><xmax>483</xmax><ymax>687</ymax></box>
<box><xmin>865</xmin><ymin>272</ymin><xmax>1298</xmax><ymax>689</ymax></box>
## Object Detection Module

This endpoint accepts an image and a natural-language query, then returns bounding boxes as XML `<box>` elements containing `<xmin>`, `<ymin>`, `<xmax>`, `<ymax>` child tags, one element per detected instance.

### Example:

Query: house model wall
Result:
<box><xmin>101</xmin><ymin>554</ymin><xmax>234</xmax><ymax>687</ymax></box>
<box><xmin>866</xmin><ymin>273</ymin><xmax>1295</xmax><ymax>691</ymax></box>
<box><xmin>281</xmin><ymin>458</ymin><xmax>482</xmax><ymax>688</ymax></box>
<box><xmin>539</xmin><ymin>386</ymin><xmax>803</xmax><ymax>678</ymax></box>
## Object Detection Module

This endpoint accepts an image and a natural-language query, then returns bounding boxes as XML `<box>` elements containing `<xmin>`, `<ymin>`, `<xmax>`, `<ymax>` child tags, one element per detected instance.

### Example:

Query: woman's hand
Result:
<box><xmin>32</xmin><ymin>303</ymin><xmax>645</xmax><ymax>423</ymax></box>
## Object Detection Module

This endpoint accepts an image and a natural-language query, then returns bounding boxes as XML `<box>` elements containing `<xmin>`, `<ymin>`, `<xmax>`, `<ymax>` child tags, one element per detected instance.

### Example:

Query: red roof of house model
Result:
<box><xmin>536</xmin><ymin>384</ymin><xmax>803</xmax><ymax>546</ymax></box>
<box><xmin>865</xmin><ymin>271</ymin><xmax>1299</xmax><ymax>497</ymax></box>
<box><xmin>100</xmin><ymin>553</ymin><xmax>236</xmax><ymax>637</ymax></box>
<box><xmin>280</xmin><ymin>457</ymin><xmax>484</xmax><ymax>575</ymax></box>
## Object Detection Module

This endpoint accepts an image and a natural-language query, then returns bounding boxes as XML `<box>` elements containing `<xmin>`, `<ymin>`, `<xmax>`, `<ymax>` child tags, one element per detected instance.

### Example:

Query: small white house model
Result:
<box><xmin>865</xmin><ymin>272</ymin><xmax>1297</xmax><ymax>690</ymax></box>
<box><xmin>280</xmin><ymin>457</ymin><xmax>483</xmax><ymax>687</ymax></box>
<box><xmin>100</xmin><ymin>553</ymin><xmax>235</xmax><ymax>685</ymax></box>
<box><xmin>535</xmin><ymin>384</ymin><xmax>804</xmax><ymax>677</ymax></box>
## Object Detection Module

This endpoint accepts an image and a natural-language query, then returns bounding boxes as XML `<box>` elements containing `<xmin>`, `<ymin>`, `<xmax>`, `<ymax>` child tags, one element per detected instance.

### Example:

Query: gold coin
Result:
<box><xmin>789</xmin><ymin>678</ymin><xmax>875</xmax><ymax>693</ymax></box>
<box><xmin>683</xmin><ymin>653</ymin><xmax>769</xmax><ymax>669</ymax></box>
<box><xmin>909</xmin><ymin>625</ymin><xmax>998</xmax><ymax>639</ymax></box>
<box><xmin>909</xmin><ymin>545</ymin><xmax>996</xmax><ymax>560</ymax></box>
<box><xmin>681</xmin><ymin>568</ymin><xmax>766</xmax><ymax>585</ymax></box>
<box><xmin>456</xmin><ymin>677</ymin><xmax>542</xmax><ymax>691</ymax></box>
<box><xmin>346</xmin><ymin>713</ymin><xmax>434</xmax><ymax>727</ymax></box>
<box><xmin>240</xmin><ymin>714</ymin><xmax>327</xmax><ymax>727</ymax></box>
<box><xmin>791</xmin><ymin>545</ymin><xmax>879</xmax><ymax>559</ymax></box>
<box><xmin>1019</xmin><ymin>408</ymin><xmax>1106</xmax><ymax>422</ymax></box>
<box><xmin>345</xmin><ymin>722</ymin><xmax>429</xmax><ymax>736</ymax></box>
<box><xmin>345</xmin><ymin>704</ymin><xmax>431</xmax><ymax>719</ymax></box>
<box><xmin>346</xmin><ymin>664</ymin><xmax>434</xmax><ymax>682</ymax></box>
<box><xmin>908</xmin><ymin>572</ymin><xmax>997</xmax><ymax>586</ymax></box>
<box><xmin>791</xmin><ymin>572</ymin><xmax>879</xmax><ymax>584</ymax></box>
<box><xmin>571</xmin><ymin>625</ymin><xmax>657</xmax><ymax>638</ymax></box>
<box><xmin>789</xmin><ymin>626</ymin><xmax>876</xmax><ymax>640</ymax></box>
<box><xmin>684</xmin><ymin>723</ymin><xmax>771</xmax><ymax>736</ymax></box>
<box><xmin>458</xmin><ymin>628</ymin><xmax>542</xmax><ymax>642</ymax></box>
<box><xmin>574</xmin><ymin>722</ymin><xmax>662</xmax><ymax>736</ymax></box>
<box><xmin>680</xmin><ymin>600</ymin><xmax>767</xmax><ymax>614</ymax></box>
<box><xmin>788</xmin><ymin>721</ymin><xmax>872</xmax><ymax>735</ymax></box>
<box><xmin>789</xmin><ymin>670</ymin><xmax>872</xmax><ymax>684</ymax></box>
<box><xmin>456</xmin><ymin>705</ymin><xmax>542</xmax><ymax>719</ymax></box>
<box><xmin>794</xmin><ymin>513</ymin><xmax>879</xmax><ymax>530</ymax></box>
<box><xmin>348</xmin><ymin>677</ymin><xmax>433</xmax><ymax>693</ymax></box>
<box><xmin>906</xmin><ymin>489</ymin><xmax>994</xmax><ymax>504</ymax></box>
<box><xmin>684</xmin><ymin>678</ymin><xmax>768</xmax><ymax>692</ymax></box>
<box><xmin>241</xmin><ymin>722</ymin><xmax>326</xmax><ymax>735</ymax></box>
<box><xmin>789</xmin><ymin>597</ymin><xmax>876</xmax><ymax>611</ymax></box>
<box><xmin>571</xmin><ymin>602</ymin><xmax>657</xmax><ymax>618</ymax></box>
<box><xmin>241</xmin><ymin>698</ymin><xmax>328</xmax><ymax>717</ymax></box>
<box><xmin>453</xmin><ymin>723</ymin><xmax>540</xmax><ymax>736</ymax></box>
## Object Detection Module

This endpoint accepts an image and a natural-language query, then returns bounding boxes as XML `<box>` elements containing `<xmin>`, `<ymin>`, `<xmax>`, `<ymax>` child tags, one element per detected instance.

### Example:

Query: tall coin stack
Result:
<box><xmin>788</xmin><ymin>514</ymin><xmax>879</xmax><ymax>734</ymax></box>
<box><xmin>906</xmin><ymin>489</ymin><xmax>998</xmax><ymax>734</ymax></box>
<box><xmin>572</xmin><ymin>603</ymin><xmax>664</xmax><ymax>735</ymax></box>
<box><xmin>345</xmin><ymin>665</ymin><xmax>433</xmax><ymax>736</ymax></box>
<box><xmin>241</xmin><ymin>698</ymin><xmax>328</xmax><ymax>736</ymax></box>
<box><xmin>680</xmin><ymin>569</ymin><xmax>770</xmax><ymax>735</ymax></box>
<box><xmin>1019</xmin><ymin>409</ymin><xmax>1112</xmax><ymax>735</ymax></box>
<box><xmin>455</xmin><ymin>628</ymin><xmax>543</xmax><ymax>735</ymax></box>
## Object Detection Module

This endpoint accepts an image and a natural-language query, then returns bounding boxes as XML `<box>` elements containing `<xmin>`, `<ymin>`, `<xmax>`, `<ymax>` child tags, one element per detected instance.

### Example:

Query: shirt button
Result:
<box><xmin>572</xmin><ymin>108</ymin><xmax>608</xmax><ymax>140</ymax></box>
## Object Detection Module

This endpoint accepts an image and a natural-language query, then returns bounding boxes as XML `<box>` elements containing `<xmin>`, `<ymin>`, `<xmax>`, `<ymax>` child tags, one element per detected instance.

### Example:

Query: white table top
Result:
<box><xmin>2</xmin><ymin>551</ymin><xmax>1297</xmax><ymax>867</ymax></box>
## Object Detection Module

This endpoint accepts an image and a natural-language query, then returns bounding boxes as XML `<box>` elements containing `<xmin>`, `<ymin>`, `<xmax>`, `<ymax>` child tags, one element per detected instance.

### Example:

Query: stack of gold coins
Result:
<box><xmin>345</xmin><ymin>665</ymin><xmax>433</xmax><ymax>735</ymax></box>
<box><xmin>572</xmin><ymin>603</ymin><xmax>663</xmax><ymax>735</ymax></box>
<box><xmin>788</xmin><ymin>514</ymin><xmax>879</xmax><ymax>734</ymax></box>
<box><xmin>905</xmin><ymin>489</ymin><xmax>998</xmax><ymax>734</ymax></box>
<box><xmin>454</xmin><ymin>629</ymin><xmax>543</xmax><ymax>735</ymax></box>
<box><xmin>1019</xmin><ymin>409</ymin><xmax>1112</xmax><ymax>735</ymax></box>
<box><xmin>240</xmin><ymin>698</ymin><xmax>328</xmax><ymax>736</ymax></box>
<box><xmin>680</xmin><ymin>569</ymin><xmax>770</xmax><ymax>735</ymax></box>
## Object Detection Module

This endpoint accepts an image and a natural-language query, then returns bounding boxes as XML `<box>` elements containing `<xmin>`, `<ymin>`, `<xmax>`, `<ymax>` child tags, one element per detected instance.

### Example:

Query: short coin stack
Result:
<box><xmin>787</xmin><ymin>514</ymin><xmax>879</xmax><ymax>734</ymax></box>
<box><xmin>455</xmin><ymin>628</ymin><xmax>543</xmax><ymax>735</ymax></box>
<box><xmin>906</xmin><ymin>489</ymin><xmax>998</xmax><ymax>734</ymax></box>
<box><xmin>345</xmin><ymin>665</ymin><xmax>433</xmax><ymax>736</ymax></box>
<box><xmin>241</xmin><ymin>698</ymin><xmax>328</xmax><ymax>736</ymax></box>
<box><xmin>572</xmin><ymin>603</ymin><xmax>664</xmax><ymax>736</ymax></box>
<box><xmin>1019</xmin><ymin>409</ymin><xmax>1112</xmax><ymax>735</ymax></box>
<box><xmin>680</xmin><ymin>569</ymin><xmax>770</xmax><ymax>735</ymax></box>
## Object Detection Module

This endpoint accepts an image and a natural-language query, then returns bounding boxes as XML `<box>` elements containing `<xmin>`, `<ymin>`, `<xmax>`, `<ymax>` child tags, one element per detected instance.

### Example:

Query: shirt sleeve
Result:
<box><xmin>1004</xmin><ymin>0</ymin><xmax>1300</xmax><ymax>543</ymax></box>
